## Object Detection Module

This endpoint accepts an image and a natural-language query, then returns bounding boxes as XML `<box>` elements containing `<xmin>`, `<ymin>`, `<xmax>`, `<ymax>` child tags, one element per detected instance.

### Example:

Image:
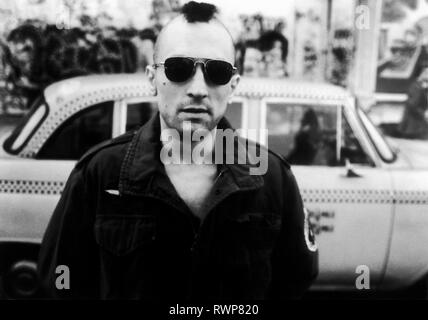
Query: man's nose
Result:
<box><xmin>186</xmin><ymin>64</ymin><xmax>208</xmax><ymax>99</ymax></box>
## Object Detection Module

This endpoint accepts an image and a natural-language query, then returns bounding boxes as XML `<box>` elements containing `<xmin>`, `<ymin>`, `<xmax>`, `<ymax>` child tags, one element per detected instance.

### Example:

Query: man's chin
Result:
<box><xmin>178</xmin><ymin>120</ymin><xmax>212</xmax><ymax>134</ymax></box>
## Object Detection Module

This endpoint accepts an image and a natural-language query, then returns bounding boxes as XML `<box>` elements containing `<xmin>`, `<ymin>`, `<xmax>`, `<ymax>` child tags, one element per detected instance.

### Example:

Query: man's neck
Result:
<box><xmin>159</xmin><ymin>115</ymin><xmax>218</xmax><ymax>219</ymax></box>
<box><xmin>159</xmin><ymin>115</ymin><xmax>217</xmax><ymax>164</ymax></box>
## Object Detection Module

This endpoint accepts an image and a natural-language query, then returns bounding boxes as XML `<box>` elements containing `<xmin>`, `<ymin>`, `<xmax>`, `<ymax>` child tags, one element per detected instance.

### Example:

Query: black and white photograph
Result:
<box><xmin>0</xmin><ymin>0</ymin><xmax>427</xmax><ymax>311</ymax></box>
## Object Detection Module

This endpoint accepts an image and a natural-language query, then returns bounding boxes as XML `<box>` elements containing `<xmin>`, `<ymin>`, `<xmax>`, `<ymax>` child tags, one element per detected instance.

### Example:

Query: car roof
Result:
<box><xmin>44</xmin><ymin>73</ymin><xmax>351</xmax><ymax>111</ymax></box>
<box><xmin>16</xmin><ymin>75</ymin><xmax>350</xmax><ymax>158</ymax></box>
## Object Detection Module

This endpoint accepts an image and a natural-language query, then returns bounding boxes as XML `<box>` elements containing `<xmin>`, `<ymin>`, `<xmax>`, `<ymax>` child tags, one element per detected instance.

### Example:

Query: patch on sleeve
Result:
<box><xmin>304</xmin><ymin>207</ymin><xmax>318</xmax><ymax>252</ymax></box>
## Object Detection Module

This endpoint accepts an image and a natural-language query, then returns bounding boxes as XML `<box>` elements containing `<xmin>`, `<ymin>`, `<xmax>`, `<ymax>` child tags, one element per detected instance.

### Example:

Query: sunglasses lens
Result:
<box><xmin>206</xmin><ymin>60</ymin><xmax>233</xmax><ymax>85</ymax></box>
<box><xmin>163</xmin><ymin>57</ymin><xmax>234</xmax><ymax>85</ymax></box>
<box><xmin>164</xmin><ymin>57</ymin><xmax>194</xmax><ymax>82</ymax></box>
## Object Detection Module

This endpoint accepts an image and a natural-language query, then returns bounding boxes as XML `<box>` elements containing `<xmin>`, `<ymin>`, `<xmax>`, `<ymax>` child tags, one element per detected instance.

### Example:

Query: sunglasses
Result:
<box><xmin>153</xmin><ymin>57</ymin><xmax>237</xmax><ymax>85</ymax></box>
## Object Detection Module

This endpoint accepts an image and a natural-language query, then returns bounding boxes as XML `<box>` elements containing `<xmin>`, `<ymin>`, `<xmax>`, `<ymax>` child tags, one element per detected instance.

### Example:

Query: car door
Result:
<box><xmin>0</xmin><ymin>100</ymin><xmax>117</xmax><ymax>243</ymax></box>
<box><xmin>383</xmin><ymin>168</ymin><xmax>428</xmax><ymax>289</ymax></box>
<box><xmin>260</xmin><ymin>98</ymin><xmax>394</xmax><ymax>289</ymax></box>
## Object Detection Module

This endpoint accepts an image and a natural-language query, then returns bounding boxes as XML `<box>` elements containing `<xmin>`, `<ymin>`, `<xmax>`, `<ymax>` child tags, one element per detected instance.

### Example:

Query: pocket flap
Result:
<box><xmin>94</xmin><ymin>215</ymin><xmax>156</xmax><ymax>256</ymax></box>
<box><xmin>228</xmin><ymin>212</ymin><xmax>281</xmax><ymax>229</ymax></box>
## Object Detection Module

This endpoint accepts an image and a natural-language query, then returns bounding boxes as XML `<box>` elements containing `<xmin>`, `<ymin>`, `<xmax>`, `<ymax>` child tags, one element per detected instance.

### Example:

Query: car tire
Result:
<box><xmin>2</xmin><ymin>260</ymin><xmax>39</xmax><ymax>299</ymax></box>
<box><xmin>0</xmin><ymin>243</ymin><xmax>41</xmax><ymax>300</ymax></box>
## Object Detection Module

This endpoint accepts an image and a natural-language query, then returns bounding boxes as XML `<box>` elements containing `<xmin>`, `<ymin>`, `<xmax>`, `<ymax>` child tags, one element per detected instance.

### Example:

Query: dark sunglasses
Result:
<box><xmin>153</xmin><ymin>57</ymin><xmax>237</xmax><ymax>85</ymax></box>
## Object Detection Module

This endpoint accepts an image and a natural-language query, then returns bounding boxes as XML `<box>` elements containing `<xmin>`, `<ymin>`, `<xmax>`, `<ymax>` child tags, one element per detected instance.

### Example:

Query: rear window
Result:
<box><xmin>126</xmin><ymin>101</ymin><xmax>157</xmax><ymax>132</ymax></box>
<box><xmin>265</xmin><ymin>102</ymin><xmax>338</xmax><ymax>166</ymax></box>
<box><xmin>3</xmin><ymin>96</ymin><xmax>48</xmax><ymax>155</ymax></box>
<box><xmin>264</xmin><ymin>102</ymin><xmax>372</xmax><ymax>166</ymax></box>
<box><xmin>37</xmin><ymin>101</ymin><xmax>114</xmax><ymax>160</ymax></box>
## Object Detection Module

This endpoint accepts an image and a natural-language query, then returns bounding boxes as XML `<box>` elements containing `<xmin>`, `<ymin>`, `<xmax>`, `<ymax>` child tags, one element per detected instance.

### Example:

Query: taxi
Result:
<box><xmin>1</xmin><ymin>74</ymin><xmax>427</xmax><ymax>298</ymax></box>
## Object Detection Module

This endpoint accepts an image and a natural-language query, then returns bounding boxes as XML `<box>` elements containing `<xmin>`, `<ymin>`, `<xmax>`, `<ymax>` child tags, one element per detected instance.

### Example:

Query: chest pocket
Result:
<box><xmin>94</xmin><ymin>215</ymin><xmax>156</xmax><ymax>256</ymax></box>
<box><xmin>228</xmin><ymin>212</ymin><xmax>281</xmax><ymax>248</ymax></box>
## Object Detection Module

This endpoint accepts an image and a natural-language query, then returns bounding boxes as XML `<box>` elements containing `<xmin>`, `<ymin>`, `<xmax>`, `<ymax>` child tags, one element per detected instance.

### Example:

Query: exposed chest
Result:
<box><xmin>164</xmin><ymin>163</ymin><xmax>217</xmax><ymax>219</ymax></box>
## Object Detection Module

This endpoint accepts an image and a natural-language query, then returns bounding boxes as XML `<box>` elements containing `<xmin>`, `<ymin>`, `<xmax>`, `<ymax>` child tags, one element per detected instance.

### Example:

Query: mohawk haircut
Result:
<box><xmin>153</xmin><ymin>1</ymin><xmax>235</xmax><ymax>63</ymax></box>
<box><xmin>181</xmin><ymin>1</ymin><xmax>218</xmax><ymax>23</ymax></box>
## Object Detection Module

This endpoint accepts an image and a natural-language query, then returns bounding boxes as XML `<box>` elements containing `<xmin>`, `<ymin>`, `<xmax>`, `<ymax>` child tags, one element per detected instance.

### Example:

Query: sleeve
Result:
<box><xmin>269</xmin><ymin>169</ymin><xmax>319</xmax><ymax>299</ymax></box>
<box><xmin>37</xmin><ymin>165</ymin><xmax>100</xmax><ymax>299</ymax></box>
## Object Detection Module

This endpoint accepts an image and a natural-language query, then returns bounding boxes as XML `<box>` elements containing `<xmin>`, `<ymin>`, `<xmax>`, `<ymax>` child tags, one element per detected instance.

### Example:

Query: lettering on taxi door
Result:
<box><xmin>306</xmin><ymin>208</ymin><xmax>335</xmax><ymax>235</ymax></box>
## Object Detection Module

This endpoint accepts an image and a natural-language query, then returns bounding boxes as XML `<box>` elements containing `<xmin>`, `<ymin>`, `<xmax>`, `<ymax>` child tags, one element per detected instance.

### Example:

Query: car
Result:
<box><xmin>1</xmin><ymin>74</ymin><xmax>427</xmax><ymax>298</ymax></box>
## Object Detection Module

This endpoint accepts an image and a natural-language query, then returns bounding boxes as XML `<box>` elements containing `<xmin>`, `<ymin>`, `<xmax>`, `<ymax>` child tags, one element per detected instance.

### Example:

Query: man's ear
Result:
<box><xmin>146</xmin><ymin>65</ymin><xmax>157</xmax><ymax>96</ymax></box>
<box><xmin>229</xmin><ymin>74</ymin><xmax>240</xmax><ymax>98</ymax></box>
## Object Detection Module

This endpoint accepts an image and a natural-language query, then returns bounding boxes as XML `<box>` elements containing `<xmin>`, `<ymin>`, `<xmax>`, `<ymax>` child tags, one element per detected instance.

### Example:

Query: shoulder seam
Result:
<box><xmin>268</xmin><ymin>148</ymin><xmax>291</xmax><ymax>169</ymax></box>
<box><xmin>237</xmin><ymin>135</ymin><xmax>291</xmax><ymax>169</ymax></box>
<box><xmin>75</xmin><ymin>130</ymin><xmax>136</xmax><ymax>169</ymax></box>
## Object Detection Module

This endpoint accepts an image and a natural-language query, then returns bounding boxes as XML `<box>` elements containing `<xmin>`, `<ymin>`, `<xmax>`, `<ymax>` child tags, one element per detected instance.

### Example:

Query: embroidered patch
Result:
<box><xmin>304</xmin><ymin>207</ymin><xmax>318</xmax><ymax>252</ymax></box>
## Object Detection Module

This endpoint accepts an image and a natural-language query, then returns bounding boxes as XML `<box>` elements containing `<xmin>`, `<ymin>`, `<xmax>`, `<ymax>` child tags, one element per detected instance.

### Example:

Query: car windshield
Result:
<box><xmin>2</xmin><ymin>96</ymin><xmax>48</xmax><ymax>156</ymax></box>
<box><xmin>357</xmin><ymin>105</ymin><xmax>396</xmax><ymax>163</ymax></box>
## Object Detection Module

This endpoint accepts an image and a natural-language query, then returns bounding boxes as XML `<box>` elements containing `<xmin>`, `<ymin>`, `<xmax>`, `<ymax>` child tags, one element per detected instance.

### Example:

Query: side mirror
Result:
<box><xmin>345</xmin><ymin>158</ymin><xmax>362</xmax><ymax>178</ymax></box>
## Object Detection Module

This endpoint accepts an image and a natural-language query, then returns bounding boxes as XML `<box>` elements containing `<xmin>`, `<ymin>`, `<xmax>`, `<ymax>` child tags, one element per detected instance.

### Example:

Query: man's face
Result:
<box><xmin>9</xmin><ymin>38</ymin><xmax>36</xmax><ymax>70</ymax></box>
<box><xmin>147</xmin><ymin>17</ymin><xmax>239</xmax><ymax>133</ymax></box>
<box><xmin>263</xmin><ymin>41</ymin><xmax>285</xmax><ymax>78</ymax></box>
<box><xmin>265</xmin><ymin>41</ymin><xmax>283</xmax><ymax>63</ymax></box>
<box><xmin>243</xmin><ymin>47</ymin><xmax>263</xmax><ymax>77</ymax></box>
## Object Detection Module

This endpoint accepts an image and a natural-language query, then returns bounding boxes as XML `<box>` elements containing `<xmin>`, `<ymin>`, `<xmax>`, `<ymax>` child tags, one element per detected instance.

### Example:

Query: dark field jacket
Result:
<box><xmin>38</xmin><ymin>113</ymin><xmax>318</xmax><ymax>300</ymax></box>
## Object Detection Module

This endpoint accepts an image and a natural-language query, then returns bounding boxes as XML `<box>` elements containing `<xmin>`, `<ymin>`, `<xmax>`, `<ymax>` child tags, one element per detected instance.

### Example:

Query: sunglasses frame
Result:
<box><xmin>153</xmin><ymin>57</ymin><xmax>238</xmax><ymax>85</ymax></box>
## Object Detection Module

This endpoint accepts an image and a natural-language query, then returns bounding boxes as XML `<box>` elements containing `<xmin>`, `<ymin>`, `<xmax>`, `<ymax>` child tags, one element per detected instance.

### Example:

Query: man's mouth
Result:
<box><xmin>180</xmin><ymin>107</ymin><xmax>210</xmax><ymax>114</ymax></box>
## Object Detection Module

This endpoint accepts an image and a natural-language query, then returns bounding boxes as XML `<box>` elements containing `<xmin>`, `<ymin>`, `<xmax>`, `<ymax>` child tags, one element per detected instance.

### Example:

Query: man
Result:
<box><xmin>5</xmin><ymin>24</ymin><xmax>44</xmax><ymax>110</ymax></box>
<box><xmin>259</xmin><ymin>30</ymin><xmax>289</xmax><ymax>78</ymax></box>
<box><xmin>239</xmin><ymin>40</ymin><xmax>264</xmax><ymax>77</ymax></box>
<box><xmin>38</xmin><ymin>1</ymin><xmax>318</xmax><ymax>300</ymax></box>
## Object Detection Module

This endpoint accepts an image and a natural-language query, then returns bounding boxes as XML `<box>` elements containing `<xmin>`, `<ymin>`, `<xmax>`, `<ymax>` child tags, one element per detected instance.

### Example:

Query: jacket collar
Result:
<box><xmin>118</xmin><ymin>112</ymin><xmax>264</xmax><ymax>196</ymax></box>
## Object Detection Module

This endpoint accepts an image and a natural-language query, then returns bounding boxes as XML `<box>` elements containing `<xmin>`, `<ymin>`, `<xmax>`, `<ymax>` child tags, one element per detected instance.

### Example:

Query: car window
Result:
<box><xmin>126</xmin><ymin>101</ymin><xmax>157</xmax><ymax>132</ymax></box>
<box><xmin>224</xmin><ymin>101</ymin><xmax>243</xmax><ymax>129</ymax></box>
<box><xmin>37</xmin><ymin>101</ymin><xmax>114</xmax><ymax>160</ymax></box>
<box><xmin>3</xmin><ymin>96</ymin><xmax>48</xmax><ymax>155</ymax></box>
<box><xmin>265</xmin><ymin>103</ymin><xmax>371</xmax><ymax>166</ymax></box>
<box><xmin>340</xmin><ymin>111</ymin><xmax>373</xmax><ymax>166</ymax></box>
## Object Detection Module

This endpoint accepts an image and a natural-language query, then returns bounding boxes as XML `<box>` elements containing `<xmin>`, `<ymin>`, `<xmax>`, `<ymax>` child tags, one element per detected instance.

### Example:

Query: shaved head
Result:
<box><xmin>153</xmin><ymin>1</ymin><xmax>235</xmax><ymax>63</ymax></box>
<box><xmin>145</xmin><ymin>1</ymin><xmax>240</xmax><ymax>134</ymax></box>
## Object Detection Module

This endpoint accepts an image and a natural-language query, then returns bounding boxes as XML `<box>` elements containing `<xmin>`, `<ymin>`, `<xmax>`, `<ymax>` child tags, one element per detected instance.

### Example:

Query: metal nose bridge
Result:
<box><xmin>190</xmin><ymin>59</ymin><xmax>209</xmax><ymax>82</ymax></box>
<box><xmin>192</xmin><ymin>59</ymin><xmax>208</xmax><ymax>72</ymax></box>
